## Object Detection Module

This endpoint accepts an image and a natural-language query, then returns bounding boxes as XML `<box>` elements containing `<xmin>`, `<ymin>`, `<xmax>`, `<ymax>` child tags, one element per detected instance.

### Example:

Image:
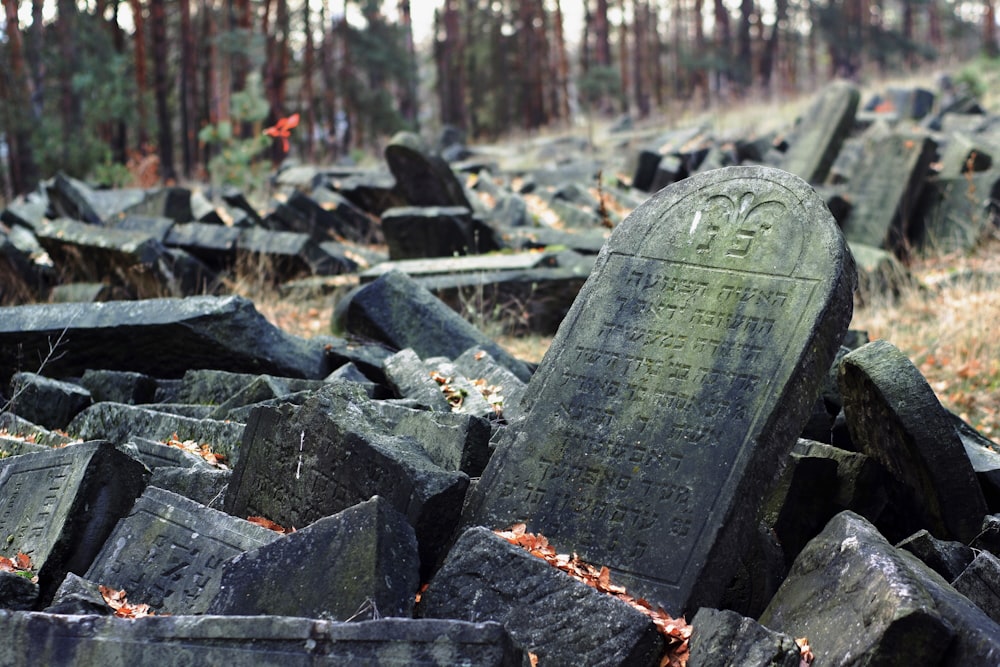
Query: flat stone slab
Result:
<box><xmin>85</xmin><ymin>486</ymin><xmax>279</xmax><ymax>614</ymax></box>
<box><xmin>0</xmin><ymin>295</ymin><xmax>328</xmax><ymax>386</ymax></box>
<box><xmin>839</xmin><ymin>340</ymin><xmax>987</xmax><ymax>543</ymax></box>
<box><xmin>421</xmin><ymin>526</ymin><xmax>664</xmax><ymax>666</ymax></box>
<box><xmin>464</xmin><ymin>165</ymin><xmax>856</xmax><ymax>615</ymax></box>
<box><xmin>688</xmin><ymin>607</ymin><xmax>800</xmax><ymax>667</ymax></box>
<box><xmin>0</xmin><ymin>441</ymin><xmax>149</xmax><ymax>603</ymax></box>
<box><xmin>0</xmin><ymin>613</ymin><xmax>527</xmax><ymax>666</ymax></box>
<box><xmin>780</xmin><ymin>80</ymin><xmax>860</xmax><ymax>184</ymax></box>
<box><xmin>208</xmin><ymin>496</ymin><xmax>419</xmax><ymax>621</ymax></box>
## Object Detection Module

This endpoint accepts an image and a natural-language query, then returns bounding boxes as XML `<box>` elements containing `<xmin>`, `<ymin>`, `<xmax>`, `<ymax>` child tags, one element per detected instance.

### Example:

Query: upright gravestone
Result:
<box><xmin>780</xmin><ymin>80</ymin><xmax>860</xmax><ymax>185</ymax></box>
<box><xmin>463</xmin><ymin>166</ymin><xmax>856</xmax><ymax>616</ymax></box>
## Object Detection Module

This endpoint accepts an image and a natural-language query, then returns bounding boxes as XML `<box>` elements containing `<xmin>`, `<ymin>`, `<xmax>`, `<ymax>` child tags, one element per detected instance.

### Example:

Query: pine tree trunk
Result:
<box><xmin>2</xmin><ymin>0</ymin><xmax>37</xmax><ymax>194</ymax></box>
<box><xmin>552</xmin><ymin>0</ymin><xmax>571</xmax><ymax>122</ymax></box>
<box><xmin>128</xmin><ymin>0</ymin><xmax>149</xmax><ymax>146</ymax></box>
<box><xmin>398</xmin><ymin>0</ymin><xmax>419</xmax><ymax>128</ymax></box>
<box><xmin>618</xmin><ymin>0</ymin><xmax>630</xmax><ymax>113</ymax></box>
<box><xmin>150</xmin><ymin>0</ymin><xmax>176</xmax><ymax>181</ymax></box>
<box><xmin>179</xmin><ymin>0</ymin><xmax>198</xmax><ymax>177</ymax></box>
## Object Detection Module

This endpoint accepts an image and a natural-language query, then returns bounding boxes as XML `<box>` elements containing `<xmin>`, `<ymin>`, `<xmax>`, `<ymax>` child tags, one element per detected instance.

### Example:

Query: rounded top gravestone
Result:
<box><xmin>463</xmin><ymin>165</ymin><xmax>856</xmax><ymax>616</ymax></box>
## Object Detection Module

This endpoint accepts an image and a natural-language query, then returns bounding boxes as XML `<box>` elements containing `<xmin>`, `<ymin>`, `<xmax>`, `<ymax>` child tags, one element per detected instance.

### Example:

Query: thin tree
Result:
<box><xmin>2</xmin><ymin>0</ymin><xmax>38</xmax><ymax>194</ymax></box>
<box><xmin>150</xmin><ymin>0</ymin><xmax>175</xmax><ymax>180</ymax></box>
<box><xmin>179</xmin><ymin>0</ymin><xmax>199</xmax><ymax>177</ymax></box>
<box><xmin>128</xmin><ymin>0</ymin><xmax>149</xmax><ymax>147</ymax></box>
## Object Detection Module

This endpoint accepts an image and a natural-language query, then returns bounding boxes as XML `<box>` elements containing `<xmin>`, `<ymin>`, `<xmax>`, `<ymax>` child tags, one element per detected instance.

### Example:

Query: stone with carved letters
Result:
<box><xmin>463</xmin><ymin>165</ymin><xmax>856</xmax><ymax>616</ymax></box>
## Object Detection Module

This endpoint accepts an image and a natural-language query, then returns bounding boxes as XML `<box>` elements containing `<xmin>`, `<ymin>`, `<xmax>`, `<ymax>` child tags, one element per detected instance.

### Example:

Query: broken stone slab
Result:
<box><xmin>937</xmin><ymin>132</ymin><xmax>997</xmax><ymax>178</ymax></box>
<box><xmin>0</xmin><ymin>412</ymin><xmax>77</xmax><ymax>448</ymax></box>
<box><xmin>305</xmin><ymin>187</ymin><xmax>379</xmax><ymax>243</ymax></box>
<box><xmin>7</xmin><ymin>372</ymin><xmax>91</xmax><ymax>430</ymax></box>
<box><xmin>108</xmin><ymin>214</ymin><xmax>175</xmax><ymax>241</ymax></box>
<box><xmin>149</xmin><ymin>466</ymin><xmax>230</xmax><ymax>509</ymax></box>
<box><xmin>953</xmin><ymin>412</ymin><xmax>1000</xmax><ymax>512</ymax></box>
<box><xmin>914</xmin><ymin>172</ymin><xmax>1000</xmax><ymax>255</ymax></box>
<box><xmin>383</xmin><ymin>348</ymin><xmax>453</xmax><ymax>411</ymax></box>
<box><xmin>421</xmin><ymin>526</ymin><xmax>665</xmax><ymax>667</ymax></box>
<box><xmin>175</xmin><ymin>369</ymin><xmax>330</xmax><ymax>409</ymax></box>
<box><xmin>687</xmin><ymin>607</ymin><xmax>800</xmax><ymax>667</ymax></box>
<box><xmin>839</xmin><ymin>339</ymin><xmax>987</xmax><ymax>543</ymax></box>
<box><xmin>849</xmin><ymin>241</ymin><xmax>913</xmax><ymax>303</ymax></box>
<box><xmin>0</xmin><ymin>570</ymin><xmax>39</xmax><ymax>611</ymax></box>
<box><xmin>499</xmin><ymin>225</ymin><xmax>610</xmax><ymax>255</ymax></box>
<box><xmin>897</xmin><ymin>529</ymin><xmax>975</xmax><ymax>583</ymax></box>
<box><xmin>164</xmin><ymin>222</ymin><xmax>240</xmax><ymax>269</ymax></box>
<box><xmin>360</xmin><ymin>251</ymin><xmax>551</xmax><ymax>283</ymax></box>
<box><xmin>326</xmin><ymin>169</ymin><xmax>404</xmax><ymax>216</ymax></box>
<box><xmin>335</xmin><ymin>269</ymin><xmax>531</xmax><ymax>383</ymax></box>
<box><xmin>85</xmin><ymin>486</ymin><xmax>279</xmax><ymax>614</ymax></box>
<box><xmin>237</xmin><ymin>227</ymin><xmax>345</xmax><ymax>279</ymax></box>
<box><xmin>381</xmin><ymin>206</ymin><xmax>501</xmax><ymax>261</ymax></box>
<box><xmin>952</xmin><ymin>551</ymin><xmax>1000</xmax><ymax>624</ymax></box>
<box><xmin>385</xmin><ymin>131</ymin><xmax>472</xmax><ymax>209</ymax></box>
<box><xmin>0</xmin><ymin>441</ymin><xmax>149</xmax><ymax>604</ymax></box>
<box><xmin>424</xmin><ymin>358</ymin><xmax>497</xmax><ymax>420</ymax></box>
<box><xmin>320</xmin><ymin>336</ymin><xmax>395</xmax><ymax>386</ymax></box>
<box><xmin>0</xmin><ymin>613</ymin><xmax>527</xmax><ymax>666</ymax></box>
<box><xmin>124</xmin><ymin>436</ymin><xmax>216</xmax><ymax>470</ymax></box>
<box><xmin>464</xmin><ymin>165</ymin><xmax>856</xmax><ymax>616</ymax></box>
<box><xmin>790</xmin><ymin>439</ymin><xmax>892</xmax><ymax>526</ymax></box>
<box><xmin>324</xmin><ymin>361</ymin><xmax>387</xmax><ymax>399</ymax></box>
<box><xmin>46</xmin><ymin>173</ymin><xmax>145</xmax><ymax>224</ymax></box>
<box><xmin>67</xmin><ymin>403</ymin><xmax>244</xmax><ymax>464</ymax></box>
<box><xmin>208</xmin><ymin>496</ymin><xmax>419</xmax><ymax>621</ymax></box>
<box><xmin>224</xmin><ymin>391</ymin><xmax>469</xmax><ymax>577</ymax></box>
<box><xmin>840</xmin><ymin>132</ymin><xmax>937</xmax><ymax>253</ymax></box>
<box><xmin>453</xmin><ymin>347</ymin><xmax>528</xmax><ymax>423</ymax></box>
<box><xmin>45</xmin><ymin>572</ymin><xmax>112</xmax><ymax>615</ymax></box>
<box><xmin>0</xmin><ymin>295</ymin><xmax>329</xmax><ymax>386</ymax></box>
<box><xmin>78</xmin><ymin>369</ymin><xmax>158</xmax><ymax>405</ymax></box>
<box><xmin>760</xmin><ymin>511</ymin><xmax>1000</xmax><ymax>665</ymax></box>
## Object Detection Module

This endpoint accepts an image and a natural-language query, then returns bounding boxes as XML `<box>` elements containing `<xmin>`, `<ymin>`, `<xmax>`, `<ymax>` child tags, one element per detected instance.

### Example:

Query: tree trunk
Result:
<box><xmin>150</xmin><ymin>0</ymin><xmax>175</xmax><ymax>181</ymax></box>
<box><xmin>618</xmin><ymin>0</ymin><xmax>630</xmax><ymax>112</ymax></box>
<box><xmin>128</xmin><ymin>0</ymin><xmax>149</xmax><ymax>146</ymax></box>
<box><xmin>595</xmin><ymin>0</ymin><xmax>612</xmax><ymax>66</ymax></box>
<box><xmin>632</xmin><ymin>0</ymin><xmax>650</xmax><ymax>117</ymax></box>
<box><xmin>398</xmin><ymin>0</ymin><xmax>419</xmax><ymax>128</ymax></box>
<box><xmin>179</xmin><ymin>0</ymin><xmax>198</xmax><ymax>177</ymax></box>
<box><xmin>2</xmin><ymin>0</ymin><xmax>38</xmax><ymax>194</ymax></box>
<box><xmin>737</xmin><ymin>0</ymin><xmax>753</xmax><ymax>91</ymax></box>
<box><xmin>987</xmin><ymin>0</ymin><xmax>998</xmax><ymax>57</ymax></box>
<box><xmin>302</xmin><ymin>0</ymin><xmax>316</xmax><ymax>160</ymax></box>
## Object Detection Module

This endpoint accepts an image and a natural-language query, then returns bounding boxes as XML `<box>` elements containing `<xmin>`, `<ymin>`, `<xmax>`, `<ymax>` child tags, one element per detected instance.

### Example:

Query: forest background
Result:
<box><xmin>0</xmin><ymin>0</ymin><xmax>996</xmax><ymax>202</ymax></box>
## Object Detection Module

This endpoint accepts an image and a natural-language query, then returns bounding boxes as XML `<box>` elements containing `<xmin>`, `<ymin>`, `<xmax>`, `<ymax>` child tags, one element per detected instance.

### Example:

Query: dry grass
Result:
<box><xmin>851</xmin><ymin>236</ymin><xmax>1000</xmax><ymax>439</ymax></box>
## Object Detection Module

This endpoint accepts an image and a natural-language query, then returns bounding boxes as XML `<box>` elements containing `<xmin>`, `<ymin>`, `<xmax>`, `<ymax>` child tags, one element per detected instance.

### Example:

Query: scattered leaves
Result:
<box><xmin>163</xmin><ymin>433</ymin><xmax>228</xmax><ymax>469</ymax></box>
<box><xmin>495</xmin><ymin>524</ymin><xmax>691</xmax><ymax>666</ymax></box>
<box><xmin>0</xmin><ymin>552</ymin><xmax>37</xmax><ymax>583</ymax></box>
<box><xmin>430</xmin><ymin>370</ymin><xmax>468</xmax><ymax>409</ymax></box>
<box><xmin>796</xmin><ymin>637</ymin><xmax>815</xmax><ymax>666</ymax></box>
<box><xmin>247</xmin><ymin>515</ymin><xmax>294</xmax><ymax>534</ymax></box>
<box><xmin>98</xmin><ymin>585</ymin><xmax>159</xmax><ymax>618</ymax></box>
<box><xmin>471</xmin><ymin>377</ymin><xmax>505</xmax><ymax>416</ymax></box>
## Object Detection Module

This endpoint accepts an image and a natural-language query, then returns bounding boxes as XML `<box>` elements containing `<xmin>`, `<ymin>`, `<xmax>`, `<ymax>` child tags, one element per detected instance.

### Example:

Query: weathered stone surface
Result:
<box><xmin>0</xmin><ymin>296</ymin><xmax>329</xmax><ymax>386</ymax></box>
<box><xmin>761</xmin><ymin>511</ymin><xmax>1000</xmax><ymax>666</ymax></box>
<box><xmin>7</xmin><ymin>372</ymin><xmax>91</xmax><ymax>430</ymax></box>
<box><xmin>385</xmin><ymin>131</ymin><xmax>472</xmax><ymax>209</ymax></box>
<box><xmin>149</xmin><ymin>466</ymin><xmax>230</xmax><ymax>508</ymax></box>
<box><xmin>382</xmin><ymin>348</ymin><xmax>453</xmax><ymax>411</ymax></box>
<box><xmin>897</xmin><ymin>529</ymin><xmax>974</xmax><ymax>583</ymax></box>
<box><xmin>0</xmin><ymin>412</ymin><xmax>76</xmax><ymax>448</ymax></box>
<box><xmin>915</xmin><ymin>172</ymin><xmax>1000</xmax><ymax>255</ymax></box>
<box><xmin>79</xmin><ymin>369</ymin><xmax>158</xmax><ymax>405</ymax></box>
<box><xmin>464</xmin><ymin>165</ymin><xmax>855</xmax><ymax>615</ymax></box>
<box><xmin>124</xmin><ymin>436</ymin><xmax>216</xmax><ymax>469</ymax></box>
<box><xmin>305</xmin><ymin>187</ymin><xmax>379</xmax><ymax>243</ymax></box>
<box><xmin>85</xmin><ymin>486</ymin><xmax>279</xmax><ymax>614</ymax></box>
<box><xmin>68</xmin><ymin>402</ymin><xmax>244</xmax><ymax>463</ymax></box>
<box><xmin>779</xmin><ymin>81</ymin><xmax>860</xmax><ymax>184</ymax></box>
<box><xmin>224</xmin><ymin>390</ymin><xmax>469</xmax><ymax>576</ymax></box>
<box><xmin>208</xmin><ymin>496</ymin><xmax>419</xmax><ymax>621</ymax></box>
<box><xmin>164</xmin><ymin>222</ymin><xmax>240</xmax><ymax>268</ymax></box>
<box><xmin>0</xmin><ymin>441</ymin><xmax>149</xmax><ymax>604</ymax></box>
<box><xmin>789</xmin><ymin>439</ymin><xmax>892</xmax><ymax>527</ymax></box>
<box><xmin>422</xmin><ymin>526</ymin><xmax>664</xmax><ymax>666</ymax></box>
<box><xmin>45</xmin><ymin>572</ymin><xmax>111</xmax><ymax>615</ymax></box>
<box><xmin>0</xmin><ymin>570</ymin><xmax>39</xmax><ymax>611</ymax></box>
<box><xmin>453</xmin><ymin>347</ymin><xmax>528</xmax><ymax>422</ymax></box>
<box><xmin>687</xmin><ymin>607</ymin><xmax>800</xmax><ymax>667</ymax></box>
<box><xmin>237</xmin><ymin>228</ymin><xmax>345</xmax><ymax>279</ymax></box>
<box><xmin>839</xmin><ymin>339</ymin><xmax>987</xmax><ymax>542</ymax></box>
<box><xmin>335</xmin><ymin>269</ymin><xmax>532</xmax><ymax>382</ymax></box>
<box><xmin>953</xmin><ymin>551</ymin><xmax>1000</xmax><ymax>624</ymax></box>
<box><xmin>0</xmin><ymin>613</ymin><xmax>526</xmax><ymax>666</ymax></box>
<box><xmin>954</xmin><ymin>413</ymin><xmax>1000</xmax><ymax>512</ymax></box>
<box><xmin>840</xmin><ymin>132</ymin><xmax>937</xmax><ymax>252</ymax></box>
<box><xmin>381</xmin><ymin>206</ymin><xmax>499</xmax><ymax>260</ymax></box>
<box><xmin>760</xmin><ymin>452</ymin><xmax>839</xmax><ymax>568</ymax></box>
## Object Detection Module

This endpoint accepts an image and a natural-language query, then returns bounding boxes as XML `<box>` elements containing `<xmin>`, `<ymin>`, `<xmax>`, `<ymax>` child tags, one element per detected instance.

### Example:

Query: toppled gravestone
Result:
<box><xmin>421</xmin><ymin>526</ymin><xmax>664</xmax><ymax>667</ymax></box>
<box><xmin>760</xmin><ymin>511</ymin><xmax>1000</xmax><ymax>665</ymax></box>
<box><xmin>0</xmin><ymin>613</ymin><xmax>527</xmax><ymax>666</ymax></box>
<box><xmin>463</xmin><ymin>165</ymin><xmax>856</xmax><ymax>616</ymax></box>
<box><xmin>0</xmin><ymin>295</ymin><xmax>328</xmax><ymax>386</ymax></box>
<box><xmin>780</xmin><ymin>80</ymin><xmax>860</xmax><ymax>184</ymax></box>
<box><xmin>687</xmin><ymin>607</ymin><xmax>801</xmax><ymax>667</ymax></box>
<box><xmin>224</xmin><ymin>388</ymin><xmax>469</xmax><ymax>576</ymax></box>
<box><xmin>384</xmin><ymin>131</ymin><xmax>472</xmax><ymax>209</ymax></box>
<box><xmin>0</xmin><ymin>441</ymin><xmax>149</xmax><ymax>604</ymax></box>
<box><xmin>839</xmin><ymin>339</ymin><xmax>987</xmax><ymax>543</ymax></box>
<box><xmin>7</xmin><ymin>372</ymin><xmax>92</xmax><ymax>430</ymax></box>
<box><xmin>381</xmin><ymin>206</ymin><xmax>499</xmax><ymax>260</ymax></box>
<box><xmin>85</xmin><ymin>486</ymin><xmax>279</xmax><ymax>614</ymax></box>
<box><xmin>208</xmin><ymin>496</ymin><xmax>419</xmax><ymax>621</ymax></box>
<box><xmin>335</xmin><ymin>269</ymin><xmax>532</xmax><ymax>382</ymax></box>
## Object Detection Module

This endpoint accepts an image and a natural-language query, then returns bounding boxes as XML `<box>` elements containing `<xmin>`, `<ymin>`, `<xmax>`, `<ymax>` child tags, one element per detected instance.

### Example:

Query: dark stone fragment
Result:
<box><xmin>0</xmin><ymin>613</ymin><xmax>527</xmax><ymax>666</ymax></box>
<box><xmin>208</xmin><ymin>496</ymin><xmax>419</xmax><ymax>621</ymax></box>
<box><xmin>0</xmin><ymin>571</ymin><xmax>39</xmax><ymax>611</ymax></box>
<box><xmin>421</xmin><ymin>526</ymin><xmax>664</xmax><ymax>667</ymax></box>
<box><xmin>79</xmin><ymin>369</ymin><xmax>158</xmax><ymax>405</ymax></box>
<box><xmin>85</xmin><ymin>486</ymin><xmax>279</xmax><ymax>614</ymax></box>
<box><xmin>897</xmin><ymin>529</ymin><xmax>974</xmax><ymax>583</ymax></box>
<box><xmin>225</xmin><ymin>390</ymin><xmax>468</xmax><ymax>577</ymax></box>
<box><xmin>0</xmin><ymin>295</ymin><xmax>329</xmax><ymax>386</ymax></box>
<box><xmin>952</xmin><ymin>551</ymin><xmax>1000</xmax><ymax>624</ymax></box>
<box><xmin>761</xmin><ymin>452</ymin><xmax>839</xmax><ymax>567</ymax></box>
<box><xmin>383</xmin><ymin>348</ymin><xmax>452</xmax><ymax>411</ymax></box>
<box><xmin>780</xmin><ymin>81</ymin><xmax>860</xmax><ymax>184</ymax></box>
<box><xmin>839</xmin><ymin>339</ymin><xmax>987</xmax><ymax>542</ymax></box>
<box><xmin>688</xmin><ymin>608</ymin><xmax>800</xmax><ymax>667</ymax></box>
<box><xmin>385</xmin><ymin>132</ymin><xmax>472</xmax><ymax>209</ymax></box>
<box><xmin>335</xmin><ymin>270</ymin><xmax>531</xmax><ymax>382</ymax></box>
<box><xmin>7</xmin><ymin>372</ymin><xmax>91</xmax><ymax>430</ymax></box>
<box><xmin>149</xmin><ymin>466</ymin><xmax>230</xmax><ymax>509</ymax></box>
<box><xmin>953</xmin><ymin>412</ymin><xmax>1000</xmax><ymax>512</ymax></box>
<box><xmin>0</xmin><ymin>441</ymin><xmax>149</xmax><ymax>605</ymax></box>
<box><xmin>381</xmin><ymin>206</ymin><xmax>500</xmax><ymax>260</ymax></box>
<box><xmin>164</xmin><ymin>222</ymin><xmax>240</xmax><ymax>269</ymax></box>
<box><xmin>45</xmin><ymin>572</ymin><xmax>112</xmax><ymax>615</ymax></box>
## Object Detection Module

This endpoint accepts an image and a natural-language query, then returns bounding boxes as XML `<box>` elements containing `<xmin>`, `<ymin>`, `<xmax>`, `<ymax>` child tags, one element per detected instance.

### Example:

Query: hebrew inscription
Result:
<box><xmin>465</xmin><ymin>166</ymin><xmax>855</xmax><ymax>615</ymax></box>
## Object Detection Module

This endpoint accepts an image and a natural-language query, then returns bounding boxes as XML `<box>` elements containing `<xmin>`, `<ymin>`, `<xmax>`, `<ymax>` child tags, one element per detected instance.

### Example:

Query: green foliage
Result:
<box><xmin>577</xmin><ymin>66</ymin><xmax>623</xmax><ymax>113</ymax></box>
<box><xmin>955</xmin><ymin>64</ymin><xmax>988</xmax><ymax>100</ymax></box>
<box><xmin>198</xmin><ymin>72</ymin><xmax>272</xmax><ymax>199</ymax></box>
<box><xmin>89</xmin><ymin>158</ymin><xmax>132</xmax><ymax>188</ymax></box>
